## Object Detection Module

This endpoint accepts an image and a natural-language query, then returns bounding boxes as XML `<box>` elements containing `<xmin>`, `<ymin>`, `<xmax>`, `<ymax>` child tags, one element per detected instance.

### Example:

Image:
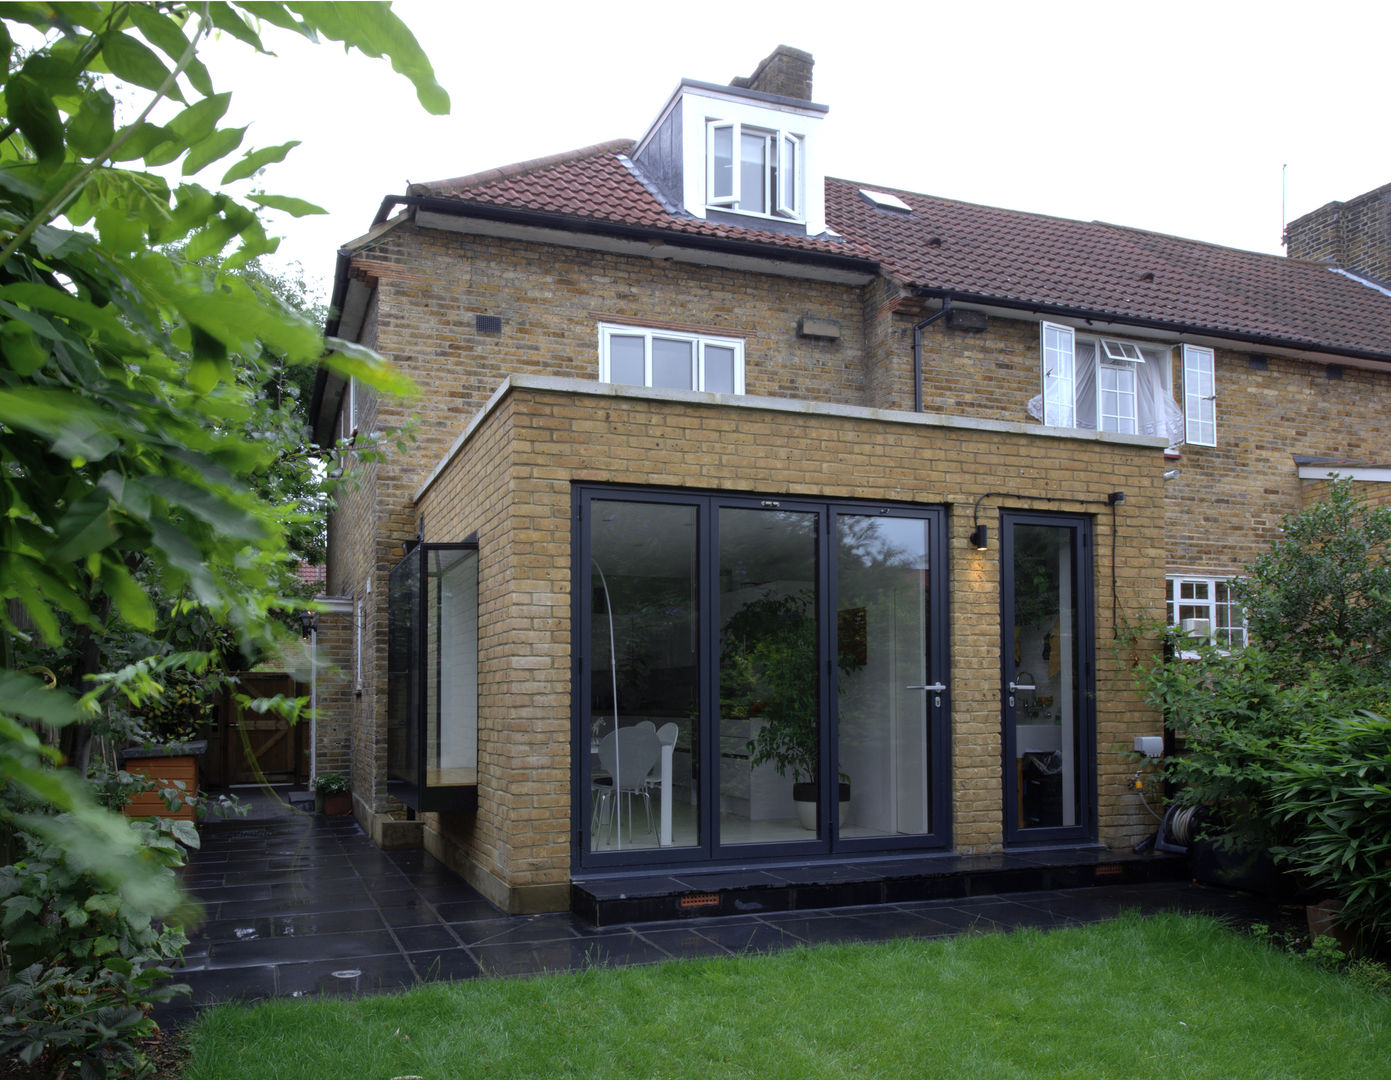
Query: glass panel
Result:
<box><xmin>1042</xmin><ymin>323</ymin><xmax>1075</xmax><ymax>427</ymax></box>
<box><xmin>740</xmin><ymin>130</ymin><xmax>769</xmax><ymax>214</ymax></box>
<box><xmin>702</xmin><ymin>345</ymin><xmax>735</xmax><ymax>394</ymax></box>
<box><xmin>425</xmin><ymin>549</ymin><xmax>477</xmax><ymax>788</ymax></box>
<box><xmin>1099</xmin><ymin>365</ymin><xmax>1137</xmax><ymax>434</ymax></box>
<box><xmin>608</xmin><ymin>334</ymin><xmax>645</xmax><ymax>386</ymax></box>
<box><xmin>835</xmin><ymin>515</ymin><xmax>933</xmax><ymax>839</ymax></box>
<box><xmin>386</xmin><ymin>550</ymin><xmax>421</xmax><ymax>800</ymax></box>
<box><xmin>718</xmin><ymin>507</ymin><xmax>819</xmax><ymax>844</ymax></box>
<box><xmin>779</xmin><ymin>133</ymin><xmax>799</xmax><ymax>216</ymax></box>
<box><xmin>588</xmin><ymin>500</ymin><xmax>700</xmax><ymax>853</ymax></box>
<box><xmin>651</xmin><ymin>337</ymin><xmax>694</xmax><ymax>390</ymax></box>
<box><xmin>1010</xmin><ymin>524</ymin><xmax>1080</xmax><ymax>830</ymax></box>
<box><xmin>1215</xmin><ymin>582</ymin><xmax>1246</xmax><ymax>648</ymax></box>
<box><xmin>710</xmin><ymin>123</ymin><xmax>734</xmax><ymax>202</ymax></box>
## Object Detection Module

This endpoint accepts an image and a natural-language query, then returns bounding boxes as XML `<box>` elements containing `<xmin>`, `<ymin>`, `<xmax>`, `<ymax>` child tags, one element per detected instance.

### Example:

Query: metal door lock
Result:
<box><xmin>907</xmin><ymin>682</ymin><xmax>947</xmax><ymax>708</ymax></box>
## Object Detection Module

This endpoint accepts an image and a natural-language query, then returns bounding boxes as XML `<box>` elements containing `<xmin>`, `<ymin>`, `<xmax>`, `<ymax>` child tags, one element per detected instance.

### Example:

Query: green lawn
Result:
<box><xmin>183</xmin><ymin>913</ymin><xmax>1390</xmax><ymax>1080</ymax></box>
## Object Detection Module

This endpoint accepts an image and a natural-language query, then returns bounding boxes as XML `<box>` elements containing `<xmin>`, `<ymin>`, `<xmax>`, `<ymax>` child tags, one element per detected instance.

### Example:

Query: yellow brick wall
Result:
<box><xmin>1166</xmin><ymin>352</ymin><xmax>1391</xmax><ymax>575</ymax></box>
<box><xmin>324</xmin><ymin>219</ymin><xmax>1391</xmax><ymax>906</ymax></box>
<box><xmin>417</xmin><ymin>382</ymin><xmax>1168</xmax><ymax>898</ymax></box>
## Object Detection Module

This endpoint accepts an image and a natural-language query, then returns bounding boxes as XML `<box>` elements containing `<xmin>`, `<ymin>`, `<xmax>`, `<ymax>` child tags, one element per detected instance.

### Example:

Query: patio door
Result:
<box><xmin>575</xmin><ymin>489</ymin><xmax>950</xmax><ymax>870</ymax></box>
<box><xmin>1000</xmin><ymin>512</ymin><xmax>1095</xmax><ymax>843</ymax></box>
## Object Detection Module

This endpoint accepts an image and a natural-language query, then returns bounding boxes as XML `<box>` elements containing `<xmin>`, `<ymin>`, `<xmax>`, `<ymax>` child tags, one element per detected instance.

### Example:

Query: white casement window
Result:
<box><xmin>1041</xmin><ymin>322</ymin><xmax>1076</xmax><ymax>428</ymax></box>
<box><xmin>1032</xmin><ymin>324</ymin><xmax>1184</xmax><ymax>444</ymax></box>
<box><xmin>706</xmin><ymin>120</ymin><xmax>803</xmax><ymax>221</ymax></box>
<box><xmin>599</xmin><ymin>324</ymin><xmax>745</xmax><ymax>394</ymax></box>
<box><xmin>1182</xmin><ymin>345</ymin><xmax>1217</xmax><ymax>446</ymax></box>
<box><xmin>1167</xmin><ymin>576</ymin><xmax>1246</xmax><ymax>650</ymax></box>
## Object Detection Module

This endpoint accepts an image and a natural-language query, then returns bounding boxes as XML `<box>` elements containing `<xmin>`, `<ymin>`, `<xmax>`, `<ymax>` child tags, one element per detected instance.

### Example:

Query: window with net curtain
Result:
<box><xmin>1029</xmin><ymin>322</ymin><xmax>1185</xmax><ymax>445</ymax></box>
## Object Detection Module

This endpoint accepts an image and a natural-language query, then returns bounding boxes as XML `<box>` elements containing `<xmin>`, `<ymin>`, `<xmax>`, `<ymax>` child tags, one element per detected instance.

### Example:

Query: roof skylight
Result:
<box><xmin>858</xmin><ymin>188</ymin><xmax>912</xmax><ymax>213</ymax></box>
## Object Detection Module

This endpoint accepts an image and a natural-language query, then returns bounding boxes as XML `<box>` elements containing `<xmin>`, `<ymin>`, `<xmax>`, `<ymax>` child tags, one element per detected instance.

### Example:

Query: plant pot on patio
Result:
<box><xmin>312</xmin><ymin>773</ymin><xmax>352</xmax><ymax>816</ymax></box>
<box><xmin>120</xmin><ymin>740</ymin><xmax>208</xmax><ymax>821</ymax></box>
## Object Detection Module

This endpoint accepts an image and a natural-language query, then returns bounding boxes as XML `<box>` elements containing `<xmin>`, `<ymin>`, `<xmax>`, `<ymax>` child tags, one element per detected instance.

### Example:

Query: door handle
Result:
<box><xmin>907</xmin><ymin>683</ymin><xmax>947</xmax><ymax>707</ymax></box>
<box><xmin>1008</xmin><ymin>682</ymin><xmax>1036</xmax><ymax>692</ymax></box>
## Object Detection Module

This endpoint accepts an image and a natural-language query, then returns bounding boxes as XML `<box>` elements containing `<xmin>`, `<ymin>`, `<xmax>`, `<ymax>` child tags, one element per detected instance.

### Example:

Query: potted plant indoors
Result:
<box><xmin>723</xmin><ymin>590</ymin><xmax>859</xmax><ymax>829</ymax></box>
<box><xmin>313</xmin><ymin>772</ymin><xmax>352</xmax><ymax>815</ymax></box>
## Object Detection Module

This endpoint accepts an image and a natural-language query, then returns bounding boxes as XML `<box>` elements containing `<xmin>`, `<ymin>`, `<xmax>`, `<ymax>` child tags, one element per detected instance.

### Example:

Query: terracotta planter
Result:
<box><xmin>120</xmin><ymin>740</ymin><xmax>207</xmax><ymax>821</ymax></box>
<box><xmin>320</xmin><ymin>791</ymin><xmax>352</xmax><ymax>816</ymax></box>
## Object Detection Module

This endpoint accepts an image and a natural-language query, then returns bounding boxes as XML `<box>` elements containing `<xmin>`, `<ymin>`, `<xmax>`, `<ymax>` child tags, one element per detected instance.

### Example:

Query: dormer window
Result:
<box><xmin>707</xmin><ymin>121</ymin><xmax>802</xmax><ymax>220</ymax></box>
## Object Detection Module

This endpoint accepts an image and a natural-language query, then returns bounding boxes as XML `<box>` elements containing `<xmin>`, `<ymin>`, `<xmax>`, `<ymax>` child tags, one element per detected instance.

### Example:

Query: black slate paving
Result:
<box><xmin>153</xmin><ymin>787</ymin><xmax>1298</xmax><ymax>1030</ymax></box>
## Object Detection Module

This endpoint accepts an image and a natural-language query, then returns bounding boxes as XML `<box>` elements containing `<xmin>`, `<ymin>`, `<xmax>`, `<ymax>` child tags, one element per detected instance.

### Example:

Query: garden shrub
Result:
<box><xmin>0</xmin><ymin>798</ymin><xmax>195</xmax><ymax>1079</ymax></box>
<box><xmin>1142</xmin><ymin>479</ymin><xmax>1391</xmax><ymax>945</ymax></box>
<box><xmin>1268</xmin><ymin>712</ymin><xmax>1391</xmax><ymax>945</ymax></box>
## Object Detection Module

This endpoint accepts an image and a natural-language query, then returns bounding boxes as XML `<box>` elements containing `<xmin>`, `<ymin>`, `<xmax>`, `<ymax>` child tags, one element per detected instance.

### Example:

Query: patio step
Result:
<box><xmin>571</xmin><ymin>848</ymin><xmax>1187</xmax><ymax>927</ymax></box>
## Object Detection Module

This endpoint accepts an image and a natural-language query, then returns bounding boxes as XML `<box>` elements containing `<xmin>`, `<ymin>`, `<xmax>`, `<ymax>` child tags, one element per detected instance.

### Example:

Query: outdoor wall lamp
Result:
<box><xmin>969</xmin><ymin>524</ymin><xmax>989</xmax><ymax>550</ymax></box>
<box><xmin>298</xmin><ymin>609</ymin><xmax>318</xmax><ymax>639</ymax></box>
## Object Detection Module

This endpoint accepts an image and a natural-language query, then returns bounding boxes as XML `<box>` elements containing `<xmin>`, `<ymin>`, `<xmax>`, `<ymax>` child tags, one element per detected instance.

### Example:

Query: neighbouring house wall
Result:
<box><xmin>1286</xmin><ymin>182</ymin><xmax>1391</xmax><ymax>282</ymax></box>
<box><xmin>415</xmin><ymin>379</ymin><xmax>1168</xmax><ymax>911</ymax></box>
<box><xmin>1165</xmin><ymin>350</ymin><xmax>1391</xmax><ymax>575</ymax></box>
<box><xmin>309</xmin><ymin>598</ymin><xmax>355</xmax><ymax>779</ymax></box>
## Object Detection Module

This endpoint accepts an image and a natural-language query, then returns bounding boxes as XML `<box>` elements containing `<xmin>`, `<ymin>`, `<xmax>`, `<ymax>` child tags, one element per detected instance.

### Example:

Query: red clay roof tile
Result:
<box><xmin>409</xmin><ymin>146</ymin><xmax>1391</xmax><ymax>361</ymax></box>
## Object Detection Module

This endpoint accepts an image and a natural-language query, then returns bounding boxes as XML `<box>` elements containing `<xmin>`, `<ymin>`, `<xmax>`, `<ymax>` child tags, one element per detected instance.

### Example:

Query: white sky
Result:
<box><xmin>195</xmin><ymin>0</ymin><xmax>1391</xmax><ymax>303</ymax></box>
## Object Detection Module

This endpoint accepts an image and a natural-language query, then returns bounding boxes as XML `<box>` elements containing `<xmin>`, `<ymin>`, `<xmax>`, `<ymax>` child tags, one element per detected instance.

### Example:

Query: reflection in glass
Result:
<box><xmin>1011</xmin><ymin>524</ymin><xmax>1079</xmax><ymax>829</ymax></box>
<box><xmin>588</xmin><ymin>501</ymin><xmax>699</xmax><ymax>852</ymax></box>
<box><xmin>426</xmin><ymin>548</ymin><xmax>478</xmax><ymax>786</ymax></box>
<box><xmin>835</xmin><ymin>515</ymin><xmax>933</xmax><ymax>839</ymax></box>
<box><xmin>718</xmin><ymin>507</ymin><xmax>819</xmax><ymax>843</ymax></box>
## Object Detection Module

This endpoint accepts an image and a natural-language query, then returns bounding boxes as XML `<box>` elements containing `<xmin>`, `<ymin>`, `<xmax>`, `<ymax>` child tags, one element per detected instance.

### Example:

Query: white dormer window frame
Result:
<box><xmin>705</xmin><ymin>119</ymin><xmax>803</xmax><ymax>222</ymax></box>
<box><xmin>659</xmin><ymin>85</ymin><xmax>827</xmax><ymax>234</ymax></box>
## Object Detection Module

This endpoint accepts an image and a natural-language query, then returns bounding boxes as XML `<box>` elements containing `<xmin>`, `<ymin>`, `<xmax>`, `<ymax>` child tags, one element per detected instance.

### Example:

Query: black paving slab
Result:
<box><xmin>153</xmin><ymin>786</ymin><xmax>1301</xmax><ymax>1029</ymax></box>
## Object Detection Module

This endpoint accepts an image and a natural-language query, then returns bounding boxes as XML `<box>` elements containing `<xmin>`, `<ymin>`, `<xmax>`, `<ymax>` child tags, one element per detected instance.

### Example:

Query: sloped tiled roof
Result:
<box><xmin>409</xmin><ymin>141</ymin><xmax>857</xmax><ymax>258</ymax></box>
<box><xmin>407</xmin><ymin>143</ymin><xmax>1391</xmax><ymax>362</ymax></box>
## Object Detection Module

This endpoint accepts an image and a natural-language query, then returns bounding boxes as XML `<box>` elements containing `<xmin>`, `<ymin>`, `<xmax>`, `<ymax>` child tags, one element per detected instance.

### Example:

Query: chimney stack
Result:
<box><xmin>1285</xmin><ymin>182</ymin><xmax>1391</xmax><ymax>283</ymax></box>
<box><xmin>730</xmin><ymin>45</ymin><xmax>814</xmax><ymax>102</ymax></box>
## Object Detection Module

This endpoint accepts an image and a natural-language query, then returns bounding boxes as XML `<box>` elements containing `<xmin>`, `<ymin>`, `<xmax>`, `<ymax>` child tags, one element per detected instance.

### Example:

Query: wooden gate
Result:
<box><xmin>202</xmin><ymin>672</ymin><xmax>307</xmax><ymax>787</ymax></box>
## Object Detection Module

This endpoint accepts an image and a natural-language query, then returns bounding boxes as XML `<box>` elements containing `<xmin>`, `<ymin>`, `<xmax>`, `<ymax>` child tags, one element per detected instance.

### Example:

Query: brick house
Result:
<box><xmin>309</xmin><ymin>47</ymin><xmax>1391</xmax><ymax>916</ymax></box>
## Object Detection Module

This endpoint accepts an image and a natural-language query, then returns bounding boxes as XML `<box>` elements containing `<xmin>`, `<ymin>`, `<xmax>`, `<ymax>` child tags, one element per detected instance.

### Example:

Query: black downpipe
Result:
<box><xmin>912</xmin><ymin>297</ymin><xmax>952</xmax><ymax>412</ymax></box>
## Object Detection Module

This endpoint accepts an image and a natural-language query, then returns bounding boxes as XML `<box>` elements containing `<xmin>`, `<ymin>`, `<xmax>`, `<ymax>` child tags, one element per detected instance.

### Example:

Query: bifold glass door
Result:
<box><xmin>1000</xmin><ymin>513</ymin><xmax>1095</xmax><ymax>843</ymax></box>
<box><xmin>576</xmin><ymin>489</ymin><xmax>949</xmax><ymax>869</ymax></box>
<box><xmin>387</xmin><ymin>543</ymin><xmax>479</xmax><ymax>813</ymax></box>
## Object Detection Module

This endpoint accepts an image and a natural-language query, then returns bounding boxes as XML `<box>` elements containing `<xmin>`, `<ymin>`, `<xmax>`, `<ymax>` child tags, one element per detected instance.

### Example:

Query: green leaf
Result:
<box><xmin>0</xmin><ymin>671</ymin><xmax>82</xmax><ymax>728</ymax></box>
<box><xmin>287</xmin><ymin>0</ymin><xmax>450</xmax><ymax>115</ymax></box>
<box><xmin>100</xmin><ymin>559</ymin><xmax>157</xmax><ymax>632</ymax></box>
<box><xmin>221</xmin><ymin>140</ymin><xmax>301</xmax><ymax>184</ymax></box>
<box><xmin>171</xmin><ymin>818</ymin><xmax>200</xmax><ymax>848</ymax></box>
<box><xmin>248</xmin><ymin>193</ymin><xmax>326</xmax><ymax>217</ymax></box>
<box><xmin>65</xmin><ymin>86</ymin><xmax>116</xmax><ymax>157</ymax></box>
<box><xmin>140</xmin><ymin>476</ymin><xmax>268</xmax><ymax>541</ymax></box>
<box><xmin>84</xmin><ymin>891</ymin><xmax>122</xmax><ymax>917</ymax></box>
<box><xmin>205</xmin><ymin>2</ymin><xmax>266</xmax><ymax>49</ymax></box>
<box><xmin>0</xmin><ymin>320</ymin><xmax>48</xmax><ymax>375</ymax></box>
<box><xmin>99</xmin><ymin>29</ymin><xmax>184</xmax><ymax>99</ymax></box>
<box><xmin>49</xmin><ymin>499</ymin><xmax>121</xmax><ymax>563</ymax></box>
<box><xmin>7</xmin><ymin>71</ymin><xmax>65</xmax><ymax>168</ymax></box>
<box><xmin>182</xmin><ymin>123</ymin><xmax>247</xmax><ymax>177</ymax></box>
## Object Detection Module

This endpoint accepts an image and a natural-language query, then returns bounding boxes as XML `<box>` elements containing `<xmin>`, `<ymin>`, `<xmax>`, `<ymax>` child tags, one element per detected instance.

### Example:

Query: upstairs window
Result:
<box><xmin>1032</xmin><ymin>323</ymin><xmax>1185</xmax><ymax>445</ymax></box>
<box><xmin>1182</xmin><ymin>344</ymin><xmax>1217</xmax><ymax>446</ymax></box>
<box><xmin>599</xmin><ymin>324</ymin><xmax>745</xmax><ymax>394</ymax></box>
<box><xmin>707</xmin><ymin>121</ymin><xmax>802</xmax><ymax>221</ymax></box>
<box><xmin>1167</xmin><ymin>575</ymin><xmax>1246</xmax><ymax>650</ymax></box>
